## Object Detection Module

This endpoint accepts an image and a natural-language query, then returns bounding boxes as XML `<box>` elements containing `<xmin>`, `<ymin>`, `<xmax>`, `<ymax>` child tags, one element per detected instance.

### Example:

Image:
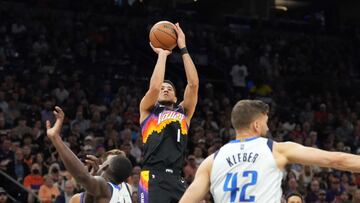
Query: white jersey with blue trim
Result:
<box><xmin>210</xmin><ymin>137</ymin><xmax>283</xmax><ymax>203</ymax></box>
<box><xmin>108</xmin><ymin>182</ymin><xmax>132</xmax><ymax>203</ymax></box>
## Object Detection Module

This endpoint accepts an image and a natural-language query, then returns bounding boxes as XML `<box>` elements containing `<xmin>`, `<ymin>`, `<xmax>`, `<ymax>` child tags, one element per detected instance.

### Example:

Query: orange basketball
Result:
<box><xmin>149</xmin><ymin>21</ymin><xmax>178</xmax><ymax>51</ymax></box>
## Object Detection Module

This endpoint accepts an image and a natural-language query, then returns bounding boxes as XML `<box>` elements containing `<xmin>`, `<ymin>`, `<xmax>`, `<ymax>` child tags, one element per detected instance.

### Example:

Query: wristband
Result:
<box><xmin>180</xmin><ymin>47</ymin><xmax>188</xmax><ymax>55</ymax></box>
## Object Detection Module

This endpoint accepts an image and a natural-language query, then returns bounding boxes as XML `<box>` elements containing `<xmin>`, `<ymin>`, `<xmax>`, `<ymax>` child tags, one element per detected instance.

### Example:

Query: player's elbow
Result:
<box><xmin>187</xmin><ymin>81</ymin><xmax>199</xmax><ymax>90</ymax></box>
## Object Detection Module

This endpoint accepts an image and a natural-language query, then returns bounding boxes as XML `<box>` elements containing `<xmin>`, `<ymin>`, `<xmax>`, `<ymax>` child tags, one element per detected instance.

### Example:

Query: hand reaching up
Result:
<box><xmin>46</xmin><ymin>106</ymin><xmax>64</xmax><ymax>138</ymax></box>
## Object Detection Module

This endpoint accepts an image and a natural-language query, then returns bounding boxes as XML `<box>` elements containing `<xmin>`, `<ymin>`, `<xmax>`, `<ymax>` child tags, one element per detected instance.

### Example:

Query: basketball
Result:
<box><xmin>149</xmin><ymin>21</ymin><xmax>178</xmax><ymax>51</ymax></box>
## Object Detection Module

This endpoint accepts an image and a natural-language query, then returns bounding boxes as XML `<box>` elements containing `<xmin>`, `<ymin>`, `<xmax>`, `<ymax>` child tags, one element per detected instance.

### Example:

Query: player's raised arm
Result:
<box><xmin>46</xmin><ymin>107</ymin><xmax>110</xmax><ymax>197</ymax></box>
<box><xmin>175</xmin><ymin>23</ymin><xmax>199</xmax><ymax>124</ymax></box>
<box><xmin>139</xmin><ymin>43</ymin><xmax>172</xmax><ymax>123</ymax></box>
<box><xmin>275</xmin><ymin>141</ymin><xmax>360</xmax><ymax>172</ymax></box>
<box><xmin>179</xmin><ymin>155</ymin><xmax>213</xmax><ymax>203</ymax></box>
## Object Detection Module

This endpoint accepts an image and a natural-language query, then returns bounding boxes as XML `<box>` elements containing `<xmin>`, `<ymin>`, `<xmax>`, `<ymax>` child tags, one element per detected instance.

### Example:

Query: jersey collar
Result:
<box><xmin>229</xmin><ymin>136</ymin><xmax>260</xmax><ymax>143</ymax></box>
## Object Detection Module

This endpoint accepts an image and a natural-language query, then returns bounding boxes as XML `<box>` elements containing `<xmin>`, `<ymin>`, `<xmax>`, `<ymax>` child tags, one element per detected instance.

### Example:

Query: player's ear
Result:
<box><xmin>253</xmin><ymin>120</ymin><xmax>260</xmax><ymax>133</ymax></box>
<box><xmin>174</xmin><ymin>96</ymin><xmax>177</xmax><ymax>104</ymax></box>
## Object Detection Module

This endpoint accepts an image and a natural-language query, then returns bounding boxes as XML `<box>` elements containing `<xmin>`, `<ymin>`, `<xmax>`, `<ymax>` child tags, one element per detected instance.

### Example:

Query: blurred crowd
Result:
<box><xmin>1</xmin><ymin>1</ymin><xmax>360</xmax><ymax>203</ymax></box>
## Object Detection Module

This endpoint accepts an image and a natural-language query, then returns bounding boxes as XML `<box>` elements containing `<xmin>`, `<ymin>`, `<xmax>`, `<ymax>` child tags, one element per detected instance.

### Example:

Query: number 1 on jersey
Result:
<box><xmin>223</xmin><ymin>171</ymin><xmax>258</xmax><ymax>202</ymax></box>
<box><xmin>177</xmin><ymin>129</ymin><xmax>180</xmax><ymax>142</ymax></box>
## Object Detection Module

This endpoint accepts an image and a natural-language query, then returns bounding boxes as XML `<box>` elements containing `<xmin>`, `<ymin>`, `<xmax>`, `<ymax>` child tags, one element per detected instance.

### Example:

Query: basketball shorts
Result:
<box><xmin>138</xmin><ymin>169</ymin><xmax>187</xmax><ymax>203</ymax></box>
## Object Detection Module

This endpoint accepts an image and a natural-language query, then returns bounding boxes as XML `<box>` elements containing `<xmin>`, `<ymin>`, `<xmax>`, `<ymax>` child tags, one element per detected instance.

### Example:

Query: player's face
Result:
<box><xmin>253</xmin><ymin>114</ymin><xmax>269</xmax><ymax>136</ymax></box>
<box><xmin>98</xmin><ymin>155</ymin><xmax>116</xmax><ymax>175</ymax></box>
<box><xmin>158</xmin><ymin>83</ymin><xmax>176</xmax><ymax>104</ymax></box>
<box><xmin>287</xmin><ymin>196</ymin><xmax>303</xmax><ymax>203</ymax></box>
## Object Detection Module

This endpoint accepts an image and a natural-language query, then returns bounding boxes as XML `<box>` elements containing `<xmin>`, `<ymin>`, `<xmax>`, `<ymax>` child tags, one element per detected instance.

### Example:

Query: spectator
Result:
<box><xmin>23</xmin><ymin>163</ymin><xmax>44</xmax><ymax>203</ymax></box>
<box><xmin>352</xmin><ymin>189</ymin><xmax>360</xmax><ymax>203</ymax></box>
<box><xmin>41</xmin><ymin>101</ymin><xmax>55</xmax><ymax>124</ymax></box>
<box><xmin>0</xmin><ymin>91</ymin><xmax>9</xmax><ymax>118</ymax></box>
<box><xmin>54</xmin><ymin>180</ymin><xmax>74</xmax><ymax>203</ymax></box>
<box><xmin>121</xmin><ymin>143</ymin><xmax>137</xmax><ymax>167</ymax></box>
<box><xmin>193</xmin><ymin>146</ymin><xmax>204</xmax><ymax>167</ymax></box>
<box><xmin>33</xmin><ymin>153</ymin><xmax>48</xmax><ymax>174</ymax></box>
<box><xmin>229</xmin><ymin>62</ymin><xmax>248</xmax><ymax>97</ymax></box>
<box><xmin>286</xmin><ymin>177</ymin><xmax>300</xmax><ymax>195</ymax></box>
<box><xmin>299</xmin><ymin>165</ymin><xmax>314</xmax><ymax>188</ymax></box>
<box><xmin>132</xmin><ymin>191</ymin><xmax>138</xmax><ymax>203</ymax></box>
<box><xmin>23</xmin><ymin>145</ymin><xmax>33</xmax><ymax>168</ymax></box>
<box><xmin>305</xmin><ymin>179</ymin><xmax>320</xmax><ymax>203</ymax></box>
<box><xmin>70</xmin><ymin>111</ymin><xmax>90</xmax><ymax>134</ymax></box>
<box><xmin>326</xmin><ymin>176</ymin><xmax>345</xmax><ymax>202</ymax></box>
<box><xmin>286</xmin><ymin>192</ymin><xmax>304</xmax><ymax>203</ymax></box>
<box><xmin>201</xmin><ymin>111</ymin><xmax>219</xmax><ymax>131</ymax></box>
<box><xmin>120</xmin><ymin>128</ymin><xmax>133</xmax><ymax>146</ymax></box>
<box><xmin>317</xmin><ymin>189</ymin><xmax>327</xmax><ymax>203</ymax></box>
<box><xmin>335</xmin><ymin>191</ymin><xmax>351</xmax><ymax>203</ymax></box>
<box><xmin>314</xmin><ymin>103</ymin><xmax>328</xmax><ymax>124</ymax></box>
<box><xmin>183</xmin><ymin>155</ymin><xmax>197</xmax><ymax>184</ymax></box>
<box><xmin>219</xmin><ymin>120</ymin><xmax>236</xmax><ymax>143</ymax></box>
<box><xmin>128</xmin><ymin>166</ymin><xmax>141</xmax><ymax>193</ymax></box>
<box><xmin>48</xmin><ymin>163</ymin><xmax>62</xmax><ymax>188</ymax></box>
<box><xmin>0</xmin><ymin>138</ymin><xmax>14</xmax><ymax>177</ymax></box>
<box><xmin>83</xmin><ymin>135</ymin><xmax>95</xmax><ymax>149</ymax></box>
<box><xmin>38</xmin><ymin>175</ymin><xmax>60</xmax><ymax>203</ymax></box>
<box><xmin>11</xmin><ymin>117</ymin><xmax>32</xmax><ymax>139</ymax></box>
<box><xmin>130</xmin><ymin>137</ymin><xmax>142</xmax><ymax>164</ymax></box>
<box><xmin>52</xmin><ymin>81</ymin><xmax>69</xmax><ymax>104</ymax></box>
<box><xmin>13</xmin><ymin>147</ymin><xmax>29</xmax><ymax>182</ymax></box>
<box><xmin>0</xmin><ymin>187</ymin><xmax>9</xmax><ymax>203</ymax></box>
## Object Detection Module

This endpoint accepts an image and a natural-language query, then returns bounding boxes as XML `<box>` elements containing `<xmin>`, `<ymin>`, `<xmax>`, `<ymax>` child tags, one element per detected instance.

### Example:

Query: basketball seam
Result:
<box><xmin>153</xmin><ymin>31</ymin><xmax>170</xmax><ymax>50</ymax></box>
<box><xmin>155</xmin><ymin>27</ymin><xmax>177</xmax><ymax>41</ymax></box>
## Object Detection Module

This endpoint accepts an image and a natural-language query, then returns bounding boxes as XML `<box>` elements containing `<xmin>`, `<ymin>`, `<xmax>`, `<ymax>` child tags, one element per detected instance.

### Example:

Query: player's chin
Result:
<box><xmin>158</xmin><ymin>99</ymin><xmax>175</xmax><ymax>105</ymax></box>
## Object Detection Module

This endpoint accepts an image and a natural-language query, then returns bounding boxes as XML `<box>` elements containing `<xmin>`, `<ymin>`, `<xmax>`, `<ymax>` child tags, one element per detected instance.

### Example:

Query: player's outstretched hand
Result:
<box><xmin>174</xmin><ymin>23</ymin><xmax>186</xmax><ymax>49</ymax></box>
<box><xmin>85</xmin><ymin>155</ymin><xmax>102</xmax><ymax>176</ymax></box>
<box><xmin>149</xmin><ymin>42</ymin><xmax>172</xmax><ymax>56</ymax></box>
<box><xmin>46</xmin><ymin>106</ymin><xmax>64</xmax><ymax>138</ymax></box>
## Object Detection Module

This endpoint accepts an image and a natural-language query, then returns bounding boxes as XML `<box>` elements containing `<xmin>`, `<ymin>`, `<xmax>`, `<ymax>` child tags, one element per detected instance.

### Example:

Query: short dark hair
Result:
<box><xmin>107</xmin><ymin>155</ymin><xmax>132</xmax><ymax>184</ymax></box>
<box><xmin>163</xmin><ymin>80</ymin><xmax>176</xmax><ymax>96</ymax></box>
<box><xmin>286</xmin><ymin>192</ymin><xmax>304</xmax><ymax>202</ymax></box>
<box><xmin>231</xmin><ymin>100</ymin><xmax>269</xmax><ymax>130</ymax></box>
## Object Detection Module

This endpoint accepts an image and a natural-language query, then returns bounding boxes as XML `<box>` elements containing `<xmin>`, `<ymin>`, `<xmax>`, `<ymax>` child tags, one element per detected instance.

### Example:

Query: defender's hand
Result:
<box><xmin>85</xmin><ymin>155</ymin><xmax>102</xmax><ymax>176</ymax></box>
<box><xmin>46</xmin><ymin>106</ymin><xmax>64</xmax><ymax>138</ymax></box>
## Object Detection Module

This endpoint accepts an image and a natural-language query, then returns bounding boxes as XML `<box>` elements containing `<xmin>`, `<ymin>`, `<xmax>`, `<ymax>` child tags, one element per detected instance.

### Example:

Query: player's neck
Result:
<box><xmin>102</xmin><ymin>173</ymin><xmax>113</xmax><ymax>183</ymax></box>
<box><xmin>235</xmin><ymin>130</ymin><xmax>259</xmax><ymax>140</ymax></box>
<box><xmin>158</xmin><ymin>101</ymin><xmax>175</xmax><ymax>109</ymax></box>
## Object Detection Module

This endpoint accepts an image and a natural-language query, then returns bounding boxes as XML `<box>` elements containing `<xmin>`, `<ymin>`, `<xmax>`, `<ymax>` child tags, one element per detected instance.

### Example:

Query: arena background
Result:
<box><xmin>0</xmin><ymin>0</ymin><xmax>360</xmax><ymax>202</ymax></box>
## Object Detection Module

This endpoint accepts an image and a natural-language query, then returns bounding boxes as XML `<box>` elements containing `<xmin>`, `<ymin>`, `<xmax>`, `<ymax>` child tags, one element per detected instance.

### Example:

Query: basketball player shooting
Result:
<box><xmin>46</xmin><ymin>107</ymin><xmax>133</xmax><ymax>203</ymax></box>
<box><xmin>180</xmin><ymin>100</ymin><xmax>360</xmax><ymax>203</ymax></box>
<box><xmin>138</xmin><ymin>23</ymin><xmax>199</xmax><ymax>203</ymax></box>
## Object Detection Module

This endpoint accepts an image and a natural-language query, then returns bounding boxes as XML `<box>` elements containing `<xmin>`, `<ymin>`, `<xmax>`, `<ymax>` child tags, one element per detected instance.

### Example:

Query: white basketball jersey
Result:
<box><xmin>108</xmin><ymin>182</ymin><xmax>132</xmax><ymax>203</ymax></box>
<box><xmin>210</xmin><ymin>137</ymin><xmax>283</xmax><ymax>203</ymax></box>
